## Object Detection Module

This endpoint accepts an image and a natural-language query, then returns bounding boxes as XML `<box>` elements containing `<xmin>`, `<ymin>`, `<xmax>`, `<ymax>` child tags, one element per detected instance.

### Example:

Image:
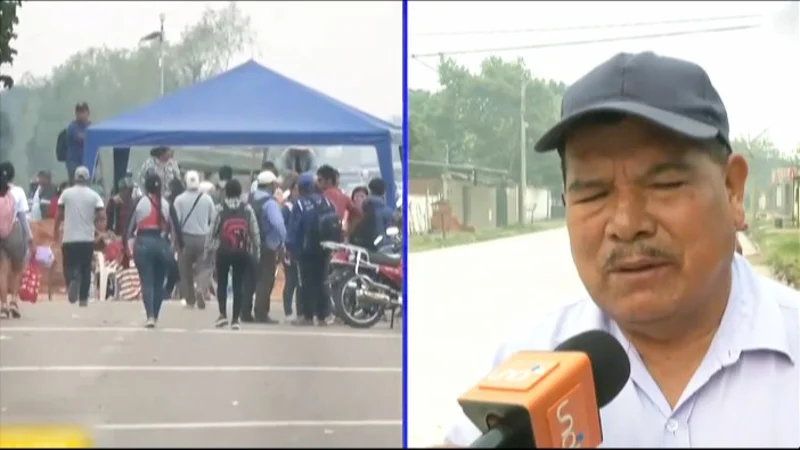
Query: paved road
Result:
<box><xmin>0</xmin><ymin>301</ymin><xmax>402</xmax><ymax>448</ymax></box>
<box><xmin>407</xmin><ymin>227</ymin><xmax>582</xmax><ymax>447</ymax></box>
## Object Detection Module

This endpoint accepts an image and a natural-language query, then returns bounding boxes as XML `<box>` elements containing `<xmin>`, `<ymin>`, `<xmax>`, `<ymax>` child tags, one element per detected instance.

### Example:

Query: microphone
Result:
<box><xmin>458</xmin><ymin>330</ymin><xmax>631</xmax><ymax>448</ymax></box>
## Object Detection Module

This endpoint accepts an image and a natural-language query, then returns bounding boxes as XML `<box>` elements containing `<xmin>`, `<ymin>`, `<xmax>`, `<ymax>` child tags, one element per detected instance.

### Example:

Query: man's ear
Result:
<box><xmin>724</xmin><ymin>153</ymin><xmax>749</xmax><ymax>229</ymax></box>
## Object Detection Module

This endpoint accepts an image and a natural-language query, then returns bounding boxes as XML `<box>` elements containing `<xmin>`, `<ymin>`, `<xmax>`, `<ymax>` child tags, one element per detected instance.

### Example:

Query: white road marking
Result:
<box><xmin>0</xmin><ymin>326</ymin><xmax>399</xmax><ymax>340</ymax></box>
<box><xmin>0</xmin><ymin>335</ymin><xmax>10</xmax><ymax>341</ymax></box>
<box><xmin>0</xmin><ymin>365</ymin><xmax>401</xmax><ymax>373</ymax></box>
<box><xmin>94</xmin><ymin>419</ymin><xmax>402</xmax><ymax>431</ymax></box>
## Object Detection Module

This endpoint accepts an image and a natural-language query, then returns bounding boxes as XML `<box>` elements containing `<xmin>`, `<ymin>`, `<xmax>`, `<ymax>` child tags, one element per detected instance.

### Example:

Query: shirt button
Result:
<box><xmin>665</xmin><ymin>419</ymin><xmax>679</xmax><ymax>433</ymax></box>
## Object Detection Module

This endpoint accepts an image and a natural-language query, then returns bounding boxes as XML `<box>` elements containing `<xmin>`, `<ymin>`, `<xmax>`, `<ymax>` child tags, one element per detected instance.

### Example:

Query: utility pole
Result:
<box><xmin>519</xmin><ymin>80</ymin><xmax>528</xmax><ymax>224</ymax></box>
<box><xmin>159</xmin><ymin>13</ymin><xmax>166</xmax><ymax>97</ymax></box>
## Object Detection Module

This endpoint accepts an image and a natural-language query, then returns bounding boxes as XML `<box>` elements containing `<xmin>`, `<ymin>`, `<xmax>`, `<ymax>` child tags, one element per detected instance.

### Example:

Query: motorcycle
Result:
<box><xmin>321</xmin><ymin>227</ymin><xmax>403</xmax><ymax>329</ymax></box>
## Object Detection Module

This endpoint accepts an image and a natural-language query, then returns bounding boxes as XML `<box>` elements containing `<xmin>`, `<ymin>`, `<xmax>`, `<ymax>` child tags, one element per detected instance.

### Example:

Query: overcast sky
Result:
<box><xmin>409</xmin><ymin>1</ymin><xmax>800</xmax><ymax>152</ymax></box>
<box><xmin>8</xmin><ymin>1</ymin><xmax>402</xmax><ymax>120</ymax></box>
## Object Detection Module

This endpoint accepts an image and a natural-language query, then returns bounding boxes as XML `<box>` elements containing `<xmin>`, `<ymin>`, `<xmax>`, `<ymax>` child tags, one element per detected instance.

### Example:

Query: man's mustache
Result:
<box><xmin>603</xmin><ymin>243</ymin><xmax>678</xmax><ymax>272</ymax></box>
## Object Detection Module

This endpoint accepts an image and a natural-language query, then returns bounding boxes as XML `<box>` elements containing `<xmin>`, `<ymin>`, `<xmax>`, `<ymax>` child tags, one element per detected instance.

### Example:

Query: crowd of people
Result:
<box><xmin>1</xmin><ymin>138</ymin><xmax>399</xmax><ymax>330</ymax></box>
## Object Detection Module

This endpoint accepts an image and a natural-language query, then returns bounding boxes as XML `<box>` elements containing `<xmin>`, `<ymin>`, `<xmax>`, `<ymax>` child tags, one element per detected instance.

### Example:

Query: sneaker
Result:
<box><xmin>145</xmin><ymin>318</ymin><xmax>156</xmax><ymax>328</ymax></box>
<box><xmin>231</xmin><ymin>321</ymin><xmax>241</xmax><ymax>330</ymax></box>
<box><xmin>67</xmin><ymin>281</ymin><xmax>79</xmax><ymax>304</ymax></box>
<box><xmin>8</xmin><ymin>304</ymin><xmax>20</xmax><ymax>319</ymax></box>
<box><xmin>197</xmin><ymin>300</ymin><xmax>206</xmax><ymax>310</ymax></box>
<box><xmin>0</xmin><ymin>307</ymin><xmax>8</xmax><ymax>319</ymax></box>
<box><xmin>214</xmin><ymin>315</ymin><xmax>228</xmax><ymax>328</ymax></box>
<box><xmin>78</xmin><ymin>300</ymin><xmax>88</xmax><ymax>308</ymax></box>
<box><xmin>240</xmin><ymin>315</ymin><xmax>255</xmax><ymax>323</ymax></box>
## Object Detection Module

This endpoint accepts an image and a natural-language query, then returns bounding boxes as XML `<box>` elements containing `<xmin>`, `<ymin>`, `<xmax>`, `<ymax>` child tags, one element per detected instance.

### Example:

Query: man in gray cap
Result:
<box><xmin>444</xmin><ymin>52</ymin><xmax>799</xmax><ymax>447</ymax></box>
<box><xmin>54</xmin><ymin>165</ymin><xmax>106</xmax><ymax>306</ymax></box>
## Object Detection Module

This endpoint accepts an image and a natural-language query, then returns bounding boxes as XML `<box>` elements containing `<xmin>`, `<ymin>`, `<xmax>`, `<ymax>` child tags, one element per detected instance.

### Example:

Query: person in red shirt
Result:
<box><xmin>316</xmin><ymin>165</ymin><xmax>361</xmax><ymax>227</ymax></box>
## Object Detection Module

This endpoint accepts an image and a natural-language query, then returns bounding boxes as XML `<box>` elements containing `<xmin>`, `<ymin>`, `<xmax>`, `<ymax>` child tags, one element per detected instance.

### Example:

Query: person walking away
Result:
<box><xmin>162</xmin><ymin>178</ymin><xmax>186</xmax><ymax>299</ymax></box>
<box><xmin>125</xmin><ymin>174</ymin><xmax>176</xmax><ymax>328</ymax></box>
<box><xmin>281</xmin><ymin>177</ymin><xmax>301</xmax><ymax>318</ymax></box>
<box><xmin>64</xmin><ymin>102</ymin><xmax>90</xmax><ymax>184</ymax></box>
<box><xmin>137</xmin><ymin>146</ymin><xmax>181</xmax><ymax>198</ymax></box>
<box><xmin>0</xmin><ymin>162</ymin><xmax>33</xmax><ymax>319</ymax></box>
<box><xmin>54</xmin><ymin>166</ymin><xmax>105</xmax><ymax>307</ymax></box>
<box><xmin>243</xmin><ymin>171</ymin><xmax>286</xmax><ymax>323</ymax></box>
<box><xmin>287</xmin><ymin>172</ymin><xmax>340</xmax><ymax>326</ymax></box>
<box><xmin>205</xmin><ymin>179</ymin><xmax>260</xmax><ymax>329</ymax></box>
<box><xmin>195</xmin><ymin>180</ymin><xmax>217</xmax><ymax>300</ymax></box>
<box><xmin>174</xmin><ymin>171</ymin><xmax>215</xmax><ymax>309</ymax></box>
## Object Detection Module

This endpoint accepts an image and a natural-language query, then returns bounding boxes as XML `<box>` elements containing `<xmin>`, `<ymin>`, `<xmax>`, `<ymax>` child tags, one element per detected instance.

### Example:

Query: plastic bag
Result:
<box><xmin>34</xmin><ymin>246</ymin><xmax>55</xmax><ymax>269</ymax></box>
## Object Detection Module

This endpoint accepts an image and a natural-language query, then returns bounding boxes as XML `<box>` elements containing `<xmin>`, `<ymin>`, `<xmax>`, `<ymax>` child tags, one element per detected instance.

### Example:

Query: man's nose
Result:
<box><xmin>605</xmin><ymin>190</ymin><xmax>656</xmax><ymax>242</ymax></box>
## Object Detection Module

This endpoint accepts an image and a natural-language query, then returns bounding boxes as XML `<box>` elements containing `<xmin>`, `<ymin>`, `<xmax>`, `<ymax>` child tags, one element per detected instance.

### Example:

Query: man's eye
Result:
<box><xmin>652</xmin><ymin>181</ymin><xmax>686</xmax><ymax>189</ymax></box>
<box><xmin>577</xmin><ymin>192</ymin><xmax>608</xmax><ymax>203</ymax></box>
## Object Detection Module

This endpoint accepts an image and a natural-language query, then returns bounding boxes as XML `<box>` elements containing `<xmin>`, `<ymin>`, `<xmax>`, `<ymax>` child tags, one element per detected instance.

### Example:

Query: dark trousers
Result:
<box><xmin>217</xmin><ymin>252</ymin><xmax>249</xmax><ymax>321</ymax></box>
<box><xmin>164</xmin><ymin>256</ymin><xmax>180</xmax><ymax>298</ymax></box>
<box><xmin>243</xmin><ymin>246</ymin><xmax>277</xmax><ymax>320</ymax></box>
<box><xmin>298</xmin><ymin>253</ymin><xmax>328</xmax><ymax>321</ymax></box>
<box><xmin>133</xmin><ymin>234</ymin><xmax>172</xmax><ymax>320</ymax></box>
<box><xmin>282</xmin><ymin>262</ymin><xmax>300</xmax><ymax>316</ymax></box>
<box><xmin>61</xmin><ymin>241</ymin><xmax>94</xmax><ymax>302</ymax></box>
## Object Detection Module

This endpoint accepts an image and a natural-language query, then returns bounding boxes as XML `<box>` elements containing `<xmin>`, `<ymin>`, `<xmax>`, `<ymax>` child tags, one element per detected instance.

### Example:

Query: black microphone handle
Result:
<box><xmin>468</xmin><ymin>425</ymin><xmax>534</xmax><ymax>449</ymax></box>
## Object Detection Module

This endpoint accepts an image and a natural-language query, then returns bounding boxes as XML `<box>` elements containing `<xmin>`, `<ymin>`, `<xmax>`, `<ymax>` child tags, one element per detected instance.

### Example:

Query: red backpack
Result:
<box><xmin>218</xmin><ymin>203</ymin><xmax>251</xmax><ymax>255</ymax></box>
<box><xmin>0</xmin><ymin>194</ymin><xmax>16</xmax><ymax>239</ymax></box>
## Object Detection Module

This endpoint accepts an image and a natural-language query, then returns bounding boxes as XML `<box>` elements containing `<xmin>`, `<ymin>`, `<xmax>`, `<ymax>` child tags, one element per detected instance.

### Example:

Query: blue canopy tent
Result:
<box><xmin>83</xmin><ymin>60</ymin><xmax>400</xmax><ymax>204</ymax></box>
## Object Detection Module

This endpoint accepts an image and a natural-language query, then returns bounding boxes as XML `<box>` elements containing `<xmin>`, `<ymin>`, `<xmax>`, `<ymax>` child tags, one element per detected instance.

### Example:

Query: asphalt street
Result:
<box><xmin>0</xmin><ymin>300</ymin><xmax>402</xmax><ymax>448</ymax></box>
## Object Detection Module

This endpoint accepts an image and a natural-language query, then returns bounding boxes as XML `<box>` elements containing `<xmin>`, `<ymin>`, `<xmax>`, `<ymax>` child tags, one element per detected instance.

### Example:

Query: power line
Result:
<box><xmin>414</xmin><ymin>14</ymin><xmax>759</xmax><ymax>37</ymax></box>
<box><xmin>411</xmin><ymin>24</ymin><xmax>757</xmax><ymax>58</ymax></box>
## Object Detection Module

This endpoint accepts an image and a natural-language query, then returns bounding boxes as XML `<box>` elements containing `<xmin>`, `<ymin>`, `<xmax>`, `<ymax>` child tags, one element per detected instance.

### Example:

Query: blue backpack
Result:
<box><xmin>304</xmin><ymin>195</ymin><xmax>343</xmax><ymax>251</ymax></box>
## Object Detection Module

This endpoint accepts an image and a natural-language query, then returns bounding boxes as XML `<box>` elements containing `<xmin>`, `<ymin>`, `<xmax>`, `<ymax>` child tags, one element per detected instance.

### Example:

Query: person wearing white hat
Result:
<box><xmin>241</xmin><ymin>170</ymin><xmax>286</xmax><ymax>323</ymax></box>
<box><xmin>173</xmin><ymin>170</ymin><xmax>216</xmax><ymax>309</ymax></box>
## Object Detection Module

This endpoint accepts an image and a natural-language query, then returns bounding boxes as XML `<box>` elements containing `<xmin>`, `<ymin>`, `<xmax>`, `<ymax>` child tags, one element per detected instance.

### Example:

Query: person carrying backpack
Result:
<box><xmin>0</xmin><ymin>161</ymin><xmax>32</xmax><ymax>319</ymax></box>
<box><xmin>242</xmin><ymin>170</ymin><xmax>286</xmax><ymax>324</ymax></box>
<box><xmin>287</xmin><ymin>172</ymin><xmax>341</xmax><ymax>326</ymax></box>
<box><xmin>204</xmin><ymin>179</ymin><xmax>260</xmax><ymax>330</ymax></box>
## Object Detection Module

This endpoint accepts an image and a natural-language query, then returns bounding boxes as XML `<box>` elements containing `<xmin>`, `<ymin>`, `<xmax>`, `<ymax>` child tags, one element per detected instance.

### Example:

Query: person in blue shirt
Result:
<box><xmin>242</xmin><ymin>170</ymin><xmax>287</xmax><ymax>324</ymax></box>
<box><xmin>65</xmin><ymin>102</ymin><xmax>91</xmax><ymax>184</ymax></box>
<box><xmin>287</xmin><ymin>172</ymin><xmax>330</xmax><ymax>326</ymax></box>
<box><xmin>281</xmin><ymin>176</ymin><xmax>302</xmax><ymax>319</ymax></box>
<box><xmin>362</xmin><ymin>177</ymin><xmax>395</xmax><ymax>249</ymax></box>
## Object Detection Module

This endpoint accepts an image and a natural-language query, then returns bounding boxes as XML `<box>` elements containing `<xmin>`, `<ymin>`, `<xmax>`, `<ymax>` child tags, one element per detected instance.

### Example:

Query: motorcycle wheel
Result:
<box><xmin>338</xmin><ymin>274</ymin><xmax>385</xmax><ymax>329</ymax></box>
<box><xmin>327</xmin><ymin>267</ymin><xmax>353</xmax><ymax>320</ymax></box>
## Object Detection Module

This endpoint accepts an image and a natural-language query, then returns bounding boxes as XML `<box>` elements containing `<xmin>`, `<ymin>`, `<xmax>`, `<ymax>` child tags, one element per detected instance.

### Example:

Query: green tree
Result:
<box><xmin>0</xmin><ymin>0</ymin><xmax>22</xmax><ymax>89</ymax></box>
<box><xmin>408</xmin><ymin>56</ymin><xmax>567</xmax><ymax>192</ymax></box>
<box><xmin>2</xmin><ymin>1</ymin><xmax>255</xmax><ymax>182</ymax></box>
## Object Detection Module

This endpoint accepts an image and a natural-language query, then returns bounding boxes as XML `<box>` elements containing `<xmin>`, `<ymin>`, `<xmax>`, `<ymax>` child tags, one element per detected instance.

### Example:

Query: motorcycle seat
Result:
<box><xmin>368</xmin><ymin>251</ymin><xmax>402</xmax><ymax>267</ymax></box>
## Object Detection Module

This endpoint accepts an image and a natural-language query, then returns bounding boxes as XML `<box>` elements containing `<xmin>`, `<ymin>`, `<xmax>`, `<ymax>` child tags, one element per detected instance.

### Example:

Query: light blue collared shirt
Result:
<box><xmin>251</xmin><ymin>189</ymin><xmax>287</xmax><ymax>251</ymax></box>
<box><xmin>446</xmin><ymin>255</ymin><xmax>800</xmax><ymax>448</ymax></box>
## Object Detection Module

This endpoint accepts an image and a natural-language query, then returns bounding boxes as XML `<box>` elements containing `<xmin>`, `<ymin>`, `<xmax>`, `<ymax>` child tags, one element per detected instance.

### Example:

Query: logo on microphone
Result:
<box><xmin>547</xmin><ymin>384</ymin><xmax>589</xmax><ymax>448</ymax></box>
<box><xmin>556</xmin><ymin>399</ymin><xmax>584</xmax><ymax>448</ymax></box>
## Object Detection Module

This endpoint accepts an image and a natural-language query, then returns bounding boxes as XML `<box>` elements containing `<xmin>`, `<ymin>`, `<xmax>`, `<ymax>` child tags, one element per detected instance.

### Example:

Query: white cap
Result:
<box><xmin>74</xmin><ymin>166</ymin><xmax>90</xmax><ymax>181</ymax></box>
<box><xmin>185</xmin><ymin>170</ymin><xmax>200</xmax><ymax>190</ymax></box>
<box><xmin>198</xmin><ymin>181</ymin><xmax>215</xmax><ymax>194</ymax></box>
<box><xmin>257</xmin><ymin>171</ymin><xmax>278</xmax><ymax>185</ymax></box>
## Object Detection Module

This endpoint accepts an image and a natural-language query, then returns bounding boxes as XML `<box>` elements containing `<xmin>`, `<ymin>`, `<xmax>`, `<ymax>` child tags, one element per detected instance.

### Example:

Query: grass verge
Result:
<box><xmin>750</xmin><ymin>221</ymin><xmax>800</xmax><ymax>288</ymax></box>
<box><xmin>409</xmin><ymin>220</ymin><xmax>565</xmax><ymax>253</ymax></box>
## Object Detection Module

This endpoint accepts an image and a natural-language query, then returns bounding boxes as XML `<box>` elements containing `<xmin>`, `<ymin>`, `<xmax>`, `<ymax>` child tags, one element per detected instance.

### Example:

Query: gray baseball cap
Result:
<box><xmin>534</xmin><ymin>52</ymin><xmax>731</xmax><ymax>153</ymax></box>
<box><xmin>74</xmin><ymin>166</ymin><xmax>91</xmax><ymax>181</ymax></box>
